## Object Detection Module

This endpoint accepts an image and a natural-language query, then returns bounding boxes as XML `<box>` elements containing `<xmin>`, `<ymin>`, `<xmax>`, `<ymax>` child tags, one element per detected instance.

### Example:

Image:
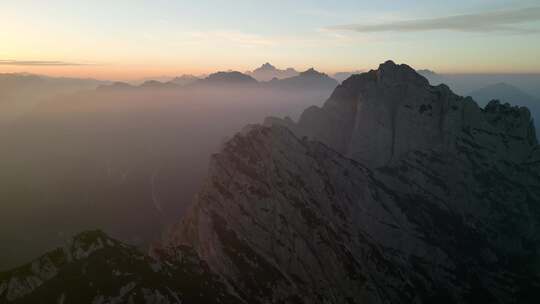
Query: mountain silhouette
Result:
<box><xmin>247</xmin><ymin>62</ymin><xmax>299</xmax><ymax>81</ymax></box>
<box><xmin>266</xmin><ymin>68</ymin><xmax>338</xmax><ymax>90</ymax></box>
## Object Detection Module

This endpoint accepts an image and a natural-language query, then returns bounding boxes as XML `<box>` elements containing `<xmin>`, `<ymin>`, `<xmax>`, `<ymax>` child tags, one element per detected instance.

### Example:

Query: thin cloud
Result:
<box><xmin>0</xmin><ymin>60</ymin><xmax>94</xmax><ymax>66</ymax></box>
<box><xmin>208</xmin><ymin>30</ymin><xmax>276</xmax><ymax>47</ymax></box>
<box><xmin>328</xmin><ymin>6</ymin><xmax>540</xmax><ymax>34</ymax></box>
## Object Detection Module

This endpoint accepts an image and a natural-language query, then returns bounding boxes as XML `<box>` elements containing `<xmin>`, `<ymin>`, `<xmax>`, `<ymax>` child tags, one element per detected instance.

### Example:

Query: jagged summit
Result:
<box><xmin>338</xmin><ymin>61</ymin><xmax>428</xmax><ymax>92</ymax></box>
<box><xmin>248</xmin><ymin>63</ymin><xmax>299</xmax><ymax>81</ymax></box>
<box><xmin>258</xmin><ymin>62</ymin><xmax>276</xmax><ymax>71</ymax></box>
<box><xmin>199</xmin><ymin>71</ymin><xmax>258</xmax><ymax>85</ymax></box>
<box><xmin>299</xmin><ymin>67</ymin><xmax>321</xmax><ymax>76</ymax></box>
<box><xmin>268</xmin><ymin>61</ymin><xmax>537</xmax><ymax>167</ymax></box>
<box><xmin>377</xmin><ymin>60</ymin><xmax>429</xmax><ymax>85</ymax></box>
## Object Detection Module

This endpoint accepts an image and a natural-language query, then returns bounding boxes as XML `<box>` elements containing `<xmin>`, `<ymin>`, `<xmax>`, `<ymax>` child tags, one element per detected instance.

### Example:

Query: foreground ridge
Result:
<box><xmin>0</xmin><ymin>231</ymin><xmax>240</xmax><ymax>303</ymax></box>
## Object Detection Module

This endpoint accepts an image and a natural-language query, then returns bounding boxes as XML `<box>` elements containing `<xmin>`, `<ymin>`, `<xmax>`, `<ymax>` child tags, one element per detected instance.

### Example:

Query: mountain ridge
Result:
<box><xmin>247</xmin><ymin>63</ymin><xmax>299</xmax><ymax>81</ymax></box>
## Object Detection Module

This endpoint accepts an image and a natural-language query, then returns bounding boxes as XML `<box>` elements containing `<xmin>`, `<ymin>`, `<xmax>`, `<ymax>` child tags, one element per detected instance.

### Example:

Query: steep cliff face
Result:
<box><xmin>266</xmin><ymin>61</ymin><xmax>536</xmax><ymax>167</ymax></box>
<box><xmin>169</xmin><ymin>122</ymin><xmax>539</xmax><ymax>303</ymax></box>
<box><xmin>171</xmin><ymin>62</ymin><xmax>540</xmax><ymax>303</ymax></box>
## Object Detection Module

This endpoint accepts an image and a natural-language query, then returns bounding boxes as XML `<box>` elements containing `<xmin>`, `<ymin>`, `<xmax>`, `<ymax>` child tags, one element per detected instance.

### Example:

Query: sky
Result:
<box><xmin>1</xmin><ymin>0</ymin><xmax>540</xmax><ymax>80</ymax></box>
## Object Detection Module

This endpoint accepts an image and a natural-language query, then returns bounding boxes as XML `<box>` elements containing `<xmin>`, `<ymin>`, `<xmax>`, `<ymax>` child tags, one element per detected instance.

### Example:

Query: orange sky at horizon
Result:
<box><xmin>2</xmin><ymin>1</ymin><xmax>540</xmax><ymax>81</ymax></box>
<box><xmin>2</xmin><ymin>61</ymin><xmax>540</xmax><ymax>82</ymax></box>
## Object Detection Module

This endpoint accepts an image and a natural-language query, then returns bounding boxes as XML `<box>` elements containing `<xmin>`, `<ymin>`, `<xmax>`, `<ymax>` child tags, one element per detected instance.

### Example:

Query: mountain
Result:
<box><xmin>0</xmin><ymin>66</ymin><xmax>336</xmax><ymax>271</ymax></box>
<box><xmin>0</xmin><ymin>73</ymin><xmax>108</xmax><ymax>123</ymax></box>
<box><xmin>416</xmin><ymin>68</ymin><xmax>437</xmax><ymax>78</ymax></box>
<box><xmin>267</xmin><ymin>68</ymin><xmax>338</xmax><ymax>90</ymax></box>
<box><xmin>417</xmin><ymin>69</ymin><xmax>446</xmax><ymax>85</ymax></box>
<box><xmin>247</xmin><ymin>63</ymin><xmax>298</xmax><ymax>81</ymax></box>
<box><xmin>169</xmin><ymin>74</ymin><xmax>200</xmax><ymax>86</ymax></box>
<box><xmin>3</xmin><ymin>61</ymin><xmax>540</xmax><ymax>303</ymax></box>
<box><xmin>140</xmin><ymin>80</ymin><xmax>179</xmax><ymax>89</ymax></box>
<box><xmin>468</xmin><ymin>82</ymin><xmax>539</xmax><ymax>107</ymax></box>
<box><xmin>333</xmin><ymin>70</ymin><xmax>363</xmax><ymax>83</ymax></box>
<box><xmin>191</xmin><ymin>61</ymin><xmax>540</xmax><ymax>302</ymax></box>
<box><xmin>196</xmin><ymin>71</ymin><xmax>258</xmax><ymax>86</ymax></box>
<box><xmin>468</xmin><ymin>83</ymin><xmax>540</xmax><ymax>139</ymax></box>
<box><xmin>0</xmin><ymin>231</ymin><xmax>240</xmax><ymax>303</ymax></box>
<box><xmin>97</xmin><ymin>80</ymin><xmax>179</xmax><ymax>90</ymax></box>
<box><xmin>413</xmin><ymin>72</ymin><xmax>540</xmax><ymax>99</ymax></box>
<box><xmin>96</xmin><ymin>81</ymin><xmax>135</xmax><ymax>91</ymax></box>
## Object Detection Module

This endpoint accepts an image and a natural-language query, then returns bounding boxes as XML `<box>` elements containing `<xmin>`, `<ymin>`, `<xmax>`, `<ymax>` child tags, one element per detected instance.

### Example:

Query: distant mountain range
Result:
<box><xmin>266</xmin><ymin>68</ymin><xmax>338</xmax><ymax>90</ymax></box>
<box><xmin>169</xmin><ymin>74</ymin><xmax>200</xmax><ymax>86</ymax></box>
<box><xmin>417</xmin><ymin>69</ymin><xmax>540</xmax><ymax>99</ymax></box>
<box><xmin>0</xmin><ymin>73</ymin><xmax>108</xmax><ymax>123</ymax></box>
<box><xmin>97</xmin><ymin>68</ymin><xmax>338</xmax><ymax>91</ymax></box>
<box><xmin>246</xmin><ymin>62</ymin><xmax>299</xmax><ymax>81</ymax></box>
<box><xmin>418</xmin><ymin>69</ymin><xmax>540</xmax><ymax>136</ymax></box>
<box><xmin>196</xmin><ymin>71</ymin><xmax>259</xmax><ymax>86</ymax></box>
<box><xmin>468</xmin><ymin>82</ymin><xmax>539</xmax><ymax>105</ymax></box>
<box><xmin>245</xmin><ymin>62</ymin><xmax>363</xmax><ymax>84</ymax></box>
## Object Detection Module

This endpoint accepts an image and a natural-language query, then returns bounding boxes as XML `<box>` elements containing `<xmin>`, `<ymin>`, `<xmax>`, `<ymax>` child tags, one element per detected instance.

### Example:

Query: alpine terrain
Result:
<box><xmin>2</xmin><ymin>61</ymin><xmax>539</xmax><ymax>304</ymax></box>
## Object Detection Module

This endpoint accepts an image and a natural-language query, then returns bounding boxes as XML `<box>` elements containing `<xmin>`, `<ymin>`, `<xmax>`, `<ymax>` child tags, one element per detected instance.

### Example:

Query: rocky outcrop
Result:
<box><xmin>0</xmin><ymin>231</ymin><xmax>241</xmax><ymax>304</ymax></box>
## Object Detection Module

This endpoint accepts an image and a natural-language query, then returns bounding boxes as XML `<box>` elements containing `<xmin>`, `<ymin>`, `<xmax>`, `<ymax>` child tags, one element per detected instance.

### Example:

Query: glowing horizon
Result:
<box><xmin>2</xmin><ymin>0</ymin><xmax>540</xmax><ymax>80</ymax></box>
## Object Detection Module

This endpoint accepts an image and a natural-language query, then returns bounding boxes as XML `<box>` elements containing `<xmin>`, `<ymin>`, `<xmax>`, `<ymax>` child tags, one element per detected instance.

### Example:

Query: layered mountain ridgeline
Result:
<box><xmin>0</xmin><ymin>231</ymin><xmax>240</xmax><ymax>303</ymax></box>
<box><xmin>267</xmin><ymin>68</ymin><xmax>338</xmax><ymax>90</ymax></box>
<box><xmin>0</xmin><ymin>73</ymin><xmax>108</xmax><ymax>123</ymax></box>
<box><xmin>2</xmin><ymin>61</ymin><xmax>539</xmax><ymax>303</ymax></box>
<box><xmin>247</xmin><ymin>63</ymin><xmax>299</xmax><ymax>82</ymax></box>
<box><xmin>97</xmin><ymin>68</ymin><xmax>338</xmax><ymax>91</ymax></box>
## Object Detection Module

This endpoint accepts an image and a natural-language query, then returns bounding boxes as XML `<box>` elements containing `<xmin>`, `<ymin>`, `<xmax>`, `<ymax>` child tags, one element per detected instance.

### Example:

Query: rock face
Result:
<box><xmin>2</xmin><ymin>61</ymin><xmax>539</xmax><ymax>303</ymax></box>
<box><xmin>267</xmin><ymin>61</ymin><xmax>537</xmax><ymax>167</ymax></box>
<box><xmin>0</xmin><ymin>231</ymin><xmax>241</xmax><ymax>304</ymax></box>
<box><xmin>172</xmin><ymin>62</ymin><xmax>540</xmax><ymax>303</ymax></box>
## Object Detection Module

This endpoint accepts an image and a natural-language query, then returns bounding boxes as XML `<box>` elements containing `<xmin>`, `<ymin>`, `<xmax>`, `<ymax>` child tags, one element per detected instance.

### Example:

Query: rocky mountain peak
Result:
<box><xmin>376</xmin><ymin>60</ymin><xmax>429</xmax><ymax>86</ymax></box>
<box><xmin>299</xmin><ymin>67</ymin><xmax>324</xmax><ymax>77</ymax></box>
<box><xmin>269</xmin><ymin>61</ymin><xmax>537</xmax><ymax>167</ymax></box>
<box><xmin>200</xmin><ymin>71</ymin><xmax>258</xmax><ymax>85</ymax></box>
<box><xmin>248</xmin><ymin>63</ymin><xmax>299</xmax><ymax>81</ymax></box>
<box><xmin>258</xmin><ymin>62</ymin><xmax>276</xmax><ymax>71</ymax></box>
